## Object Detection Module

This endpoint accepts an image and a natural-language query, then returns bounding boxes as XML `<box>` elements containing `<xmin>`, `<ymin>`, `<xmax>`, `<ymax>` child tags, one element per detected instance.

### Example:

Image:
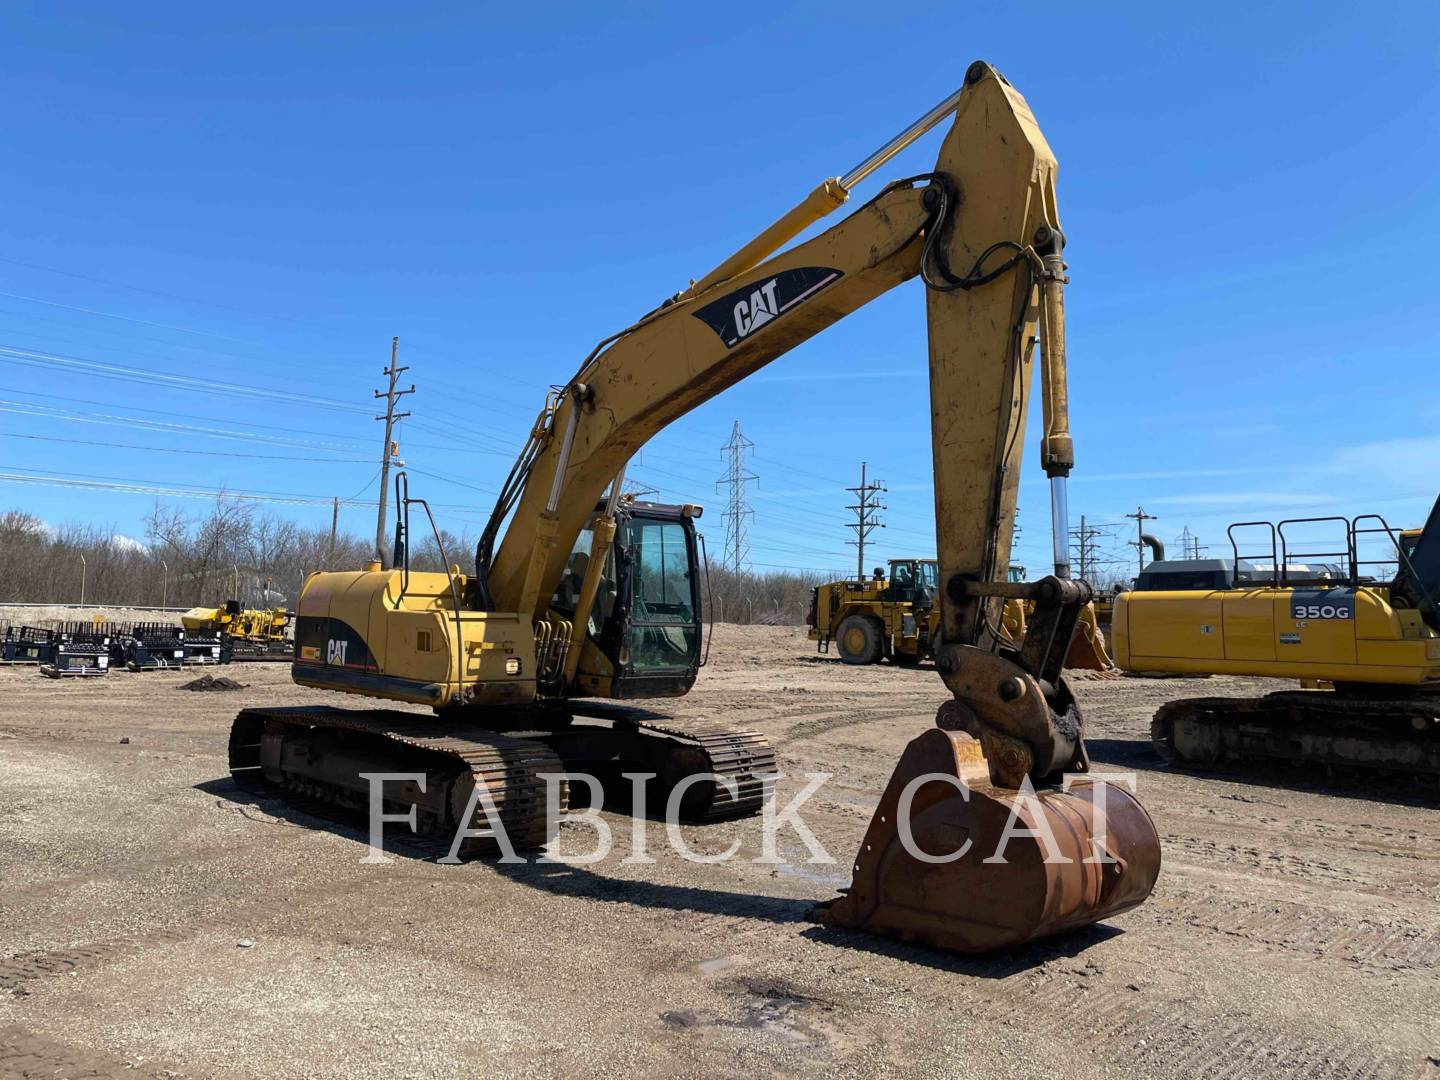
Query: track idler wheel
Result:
<box><xmin>816</xmin><ymin>728</ymin><xmax>1161</xmax><ymax>953</ymax></box>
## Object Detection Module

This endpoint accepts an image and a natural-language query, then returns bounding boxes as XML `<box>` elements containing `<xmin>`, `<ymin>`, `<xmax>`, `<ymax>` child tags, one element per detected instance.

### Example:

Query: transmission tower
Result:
<box><xmin>1069</xmin><ymin>514</ymin><xmax>1106</xmax><ymax>584</ymax></box>
<box><xmin>715</xmin><ymin>421</ymin><xmax>758</xmax><ymax>573</ymax></box>
<box><xmin>845</xmin><ymin>462</ymin><xmax>887</xmax><ymax>581</ymax></box>
<box><xmin>1176</xmin><ymin>526</ymin><xmax>1207</xmax><ymax>560</ymax></box>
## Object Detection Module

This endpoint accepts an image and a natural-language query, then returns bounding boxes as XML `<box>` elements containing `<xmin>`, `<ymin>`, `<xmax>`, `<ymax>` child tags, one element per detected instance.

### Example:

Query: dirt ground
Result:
<box><xmin>0</xmin><ymin>623</ymin><xmax>1437</xmax><ymax>1079</ymax></box>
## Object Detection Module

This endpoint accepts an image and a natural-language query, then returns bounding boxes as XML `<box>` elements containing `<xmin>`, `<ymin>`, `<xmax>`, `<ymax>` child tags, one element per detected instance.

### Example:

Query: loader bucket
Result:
<box><xmin>815</xmin><ymin>728</ymin><xmax>1160</xmax><ymax>953</ymax></box>
<box><xmin>1064</xmin><ymin>604</ymin><xmax>1114</xmax><ymax>671</ymax></box>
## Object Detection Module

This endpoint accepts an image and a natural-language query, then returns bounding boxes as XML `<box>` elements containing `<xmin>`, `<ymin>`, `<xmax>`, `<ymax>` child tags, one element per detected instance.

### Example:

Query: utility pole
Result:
<box><xmin>845</xmin><ymin>462</ymin><xmax>887</xmax><ymax>582</ymax></box>
<box><xmin>1069</xmin><ymin>514</ymin><xmax>1104</xmax><ymax>584</ymax></box>
<box><xmin>1176</xmin><ymin>525</ymin><xmax>1206</xmax><ymax>560</ymax></box>
<box><xmin>1126</xmin><ymin>505</ymin><xmax>1159</xmax><ymax>574</ymax></box>
<box><xmin>373</xmin><ymin>337</ymin><xmax>414</xmax><ymax>565</ymax></box>
<box><xmin>328</xmin><ymin>496</ymin><xmax>340</xmax><ymax>568</ymax></box>
<box><xmin>715</xmin><ymin>421</ymin><xmax>758</xmax><ymax>573</ymax></box>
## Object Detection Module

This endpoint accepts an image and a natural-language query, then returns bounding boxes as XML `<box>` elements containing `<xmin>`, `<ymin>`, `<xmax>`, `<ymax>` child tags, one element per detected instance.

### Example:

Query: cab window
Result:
<box><xmin>550</xmin><ymin>523</ymin><xmax>616</xmax><ymax>637</ymax></box>
<box><xmin>627</xmin><ymin>519</ymin><xmax>697</xmax><ymax>673</ymax></box>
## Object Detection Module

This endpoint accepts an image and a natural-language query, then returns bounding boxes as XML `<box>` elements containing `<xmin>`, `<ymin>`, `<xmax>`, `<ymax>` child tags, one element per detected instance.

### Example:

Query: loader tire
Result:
<box><xmin>836</xmin><ymin>615</ymin><xmax>883</xmax><ymax>665</ymax></box>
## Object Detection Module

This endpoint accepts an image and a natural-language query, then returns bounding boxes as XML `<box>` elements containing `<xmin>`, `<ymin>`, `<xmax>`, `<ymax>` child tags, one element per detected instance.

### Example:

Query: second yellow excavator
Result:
<box><xmin>228</xmin><ymin>61</ymin><xmax>1161</xmax><ymax>954</ymax></box>
<box><xmin>1115</xmin><ymin>502</ymin><xmax>1440</xmax><ymax>780</ymax></box>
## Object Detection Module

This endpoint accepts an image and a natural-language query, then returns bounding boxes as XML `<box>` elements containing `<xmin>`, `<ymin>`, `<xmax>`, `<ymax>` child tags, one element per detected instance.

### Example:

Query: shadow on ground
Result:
<box><xmin>198</xmin><ymin>775</ymin><xmax>1123</xmax><ymax>977</ymax></box>
<box><xmin>1079</xmin><ymin>738</ymin><xmax>1438</xmax><ymax>807</ymax></box>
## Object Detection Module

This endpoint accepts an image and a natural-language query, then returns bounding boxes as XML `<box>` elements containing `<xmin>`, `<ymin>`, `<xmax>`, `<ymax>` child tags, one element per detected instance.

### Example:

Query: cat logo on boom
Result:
<box><xmin>692</xmin><ymin>265</ymin><xmax>845</xmax><ymax>347</ymax></box>
<box><xmin>733</xmin><ymin>280</ymin><xmax>780</xmax><ymax>338</ymax></box>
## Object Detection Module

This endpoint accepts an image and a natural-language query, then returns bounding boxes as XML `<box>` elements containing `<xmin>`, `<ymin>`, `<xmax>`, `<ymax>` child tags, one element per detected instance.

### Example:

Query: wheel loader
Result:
<box><xmin>807</xmin><ymin>558</ymin><xmax>940</xmax><ymax>664</ymax></box>
<box><xmin>1114</xmin><ymin>500</ymin><xmax>1440</xmax><ymax>781</ymax></box>
<box><xmin>228</xmin><ymin>61</ymin><xmax>1161</xmax><ymax>955</ymax></box>
<box><xmin>810</xmin><ymin>559</ymin><xmax>1113</xmax><ymax>670</ymax></box>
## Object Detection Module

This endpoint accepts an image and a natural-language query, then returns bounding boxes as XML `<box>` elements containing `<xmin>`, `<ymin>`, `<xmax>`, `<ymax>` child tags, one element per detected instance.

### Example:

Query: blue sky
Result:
<box><xmin>1</xmin><ymin>3</ymin><xmax>1436</xmax><ymax>584</ymax></box>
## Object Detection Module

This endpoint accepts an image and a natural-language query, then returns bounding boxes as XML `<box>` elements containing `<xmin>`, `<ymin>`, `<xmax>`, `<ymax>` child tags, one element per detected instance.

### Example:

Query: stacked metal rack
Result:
<box><xmin>182</xmin><ymin>628</ymin><xmax>229</xmax><ymax>666</ymax></box>
<box><xmin>1</xmin><ymin>625</ymin><xmax>58</xmax><ymax>666</ymax></box>
<box><xmin>0</xmin><ymin>612</ymin><xmax>261</xmax><ymax>680</ymax></box>
<box><xmin>42</xmin><ymin>625</ymin><xmax>112</xmax><ymax>678</ymax></box>
<box><xmin>66</xmin><ymin>620</ymin><xmax>188</xmax><ymax>672</ymax></box>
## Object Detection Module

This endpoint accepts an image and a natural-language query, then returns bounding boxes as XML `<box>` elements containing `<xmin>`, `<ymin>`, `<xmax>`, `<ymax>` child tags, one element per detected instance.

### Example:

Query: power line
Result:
<box><xmin>0</xmin><ymin>431</ymin><xmax>369</xmax><ymax>464</ymax></box>
<box><xmin>0</xmin><ymin>254</ymin><xmax>360</xmax><ymax>339</ymax></box>
<box><xmin>0</xmin><ymin>469</ymin><xmax>375</xmax><ymax>508</ymax></box>
<box><xmin>0</xmin><ymin>342</ymin><xmax>375</xmax><ymax>414</ymax></box>
<box><xmin>0</xmin><ymin>386</ymin><xmax>371</xmax><ymax>448</ymax></box>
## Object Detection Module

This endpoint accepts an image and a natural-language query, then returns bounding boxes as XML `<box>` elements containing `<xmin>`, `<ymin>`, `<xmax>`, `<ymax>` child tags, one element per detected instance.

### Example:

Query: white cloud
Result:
<box><xmin>1323</xmin><ymin>435</ymin><xmax>1440</xmax><ymax>490</ymax></box>
<box><xmin>1143</xmin><ymin>491</ymin><xmax>1341</xmax><ymax>509</ymax></box>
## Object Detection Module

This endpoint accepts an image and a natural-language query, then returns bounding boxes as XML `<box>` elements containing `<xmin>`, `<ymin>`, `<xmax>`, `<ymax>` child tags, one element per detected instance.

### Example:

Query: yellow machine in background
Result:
<box><xmin>1001</xmin><ymin>565</ymin><xmax>1113</xmax><ymax>672</ymax></box>
<box><xmin>228</xmin><ymin>62</ymin><xmax>1160</xmax><ymax>954</ymax></box>
<box><xmin>808</xmin><ymin>559</ymin><xmax>1111</xmax><ymax>670</ymax></box>
<box><xmin>1115</xmin><ymin>503</ymin><xmax>1440</xmax><ymax>779</ymax></box>
<box><xmin>807</xmin><ymin>558</ymin><xmax>940</xmax><ymax>664</ymax></box>
<box><xmin>183</xmin><ymin>602</ymin><xmax>293</xmax><ymax>661</ymax></box>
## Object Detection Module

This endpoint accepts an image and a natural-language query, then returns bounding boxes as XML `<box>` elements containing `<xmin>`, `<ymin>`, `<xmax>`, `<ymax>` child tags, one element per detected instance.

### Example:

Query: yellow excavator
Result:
<box><xmin>1115</xmin><ymin>503</ymin><xmax>1440</xmax><ymax>780</ymax></box>
<box><xmin>228</xmin><ymin>62</ymin><xmax>1160</xmax><ymax>954</ymax></box>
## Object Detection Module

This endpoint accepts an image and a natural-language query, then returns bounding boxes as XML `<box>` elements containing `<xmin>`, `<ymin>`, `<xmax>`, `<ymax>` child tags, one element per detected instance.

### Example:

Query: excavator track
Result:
<box><xmin>228</xmin><ymin>707</ymin><xmax>566</xmax><ymax>854</ymax></box>
<box><xmin>535</xmin><ymin>702</ymin><xmax>777</xmax><ymax>821</ymax></box>
<box><xmin>1152</xmin><ymin>692</ymin><xmax>1440</xmax><ymax>784</ymax></box>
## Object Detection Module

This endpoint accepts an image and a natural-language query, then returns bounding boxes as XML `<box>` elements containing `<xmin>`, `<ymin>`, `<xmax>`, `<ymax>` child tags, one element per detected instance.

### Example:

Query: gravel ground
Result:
<box><xmin>0</xmin><ymin>624</ymin><xmax>1437</xmax><ymax>1079</ymax></box>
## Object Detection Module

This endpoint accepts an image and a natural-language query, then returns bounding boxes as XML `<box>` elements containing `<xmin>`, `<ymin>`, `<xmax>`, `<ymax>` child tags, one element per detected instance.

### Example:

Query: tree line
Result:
<box><xmin>0</xmin><ymin>501</ymin><xmax>832</xmax><ymax>624</ymax></box>
<box><xmin>0</xmin><ymin>501</ymin><xmax>460</xmax><ymax>610</ymax></box>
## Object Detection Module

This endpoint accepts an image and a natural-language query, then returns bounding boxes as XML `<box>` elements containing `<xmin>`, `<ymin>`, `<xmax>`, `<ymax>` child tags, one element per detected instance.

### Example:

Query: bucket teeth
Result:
<box><xmin>815</xmin><ymin>728</ymin><xmax>1161</xmax><ymax>953</ymax></box>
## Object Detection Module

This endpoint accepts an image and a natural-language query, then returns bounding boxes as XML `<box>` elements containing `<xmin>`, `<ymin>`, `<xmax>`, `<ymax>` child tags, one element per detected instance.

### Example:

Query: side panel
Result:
<box><xmin>291</xmin><ymin>569</ymin><xmax>537</xmax><ymax>707</ymax></box>
<box><xmin>1117</xmin><ymin>592</ymin><xmax>1225</xmax><ymax>663</ymax></box>
<box><xmin>1277</xmin><ymin>588</ymin><xmax>1356</xmax><ymax>666</ymax></box>
<box><xmin>1221</xmin><ymin>592</ymin><xmax>1276</xmax><ymax>663</ymax></box>
<box><xmin>1118</xmin><ymin>586</ymin><xmax>1440</xmax><ymax>684</ymax></box>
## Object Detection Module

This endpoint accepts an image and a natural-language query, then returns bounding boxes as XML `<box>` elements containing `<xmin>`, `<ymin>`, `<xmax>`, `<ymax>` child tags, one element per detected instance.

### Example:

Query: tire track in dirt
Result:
<box><xmin>0</xmin><ymin>930</ymin><xmax>188</xmax><ymax>996</ymax></box>
<box><xmin>782</xmin><ymin>706</ymin><xmax>928</xmax><ymax>744</ymax></box>
<box><xmin>1142</xmin><ymin>894</ymin><xmax>1440</xmax><ymax>969</ymax></box>
<box><xmin>809</xmin><ymin>934</ymin><xmax>1395</xmax><ymax>1079</ymax></box>
<box><xmin>0</xmin><ymin>1025</ymin><xmax>185</xmax><ymax>1079</ymax></box>
<box><xmin>1158</xmin><ymin>833</ymin><xmax>1431</xmax><ymax>896</ymax></box>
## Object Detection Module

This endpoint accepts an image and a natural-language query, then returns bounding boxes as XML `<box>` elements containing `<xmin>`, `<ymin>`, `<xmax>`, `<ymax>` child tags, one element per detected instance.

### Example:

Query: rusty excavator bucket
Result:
<box><xmin>816</xmin><ymin>580</ymin><xmax>1160</xmax><ymax>953</ymax></box>
<box><xmin>815</xmin><ymin>726</ymin><xmax>1159</xmax><ymax>952</ymax></box>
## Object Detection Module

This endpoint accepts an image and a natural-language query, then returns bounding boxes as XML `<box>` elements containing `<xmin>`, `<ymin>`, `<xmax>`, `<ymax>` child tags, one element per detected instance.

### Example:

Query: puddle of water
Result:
<box><xmin>696</xmin><ymin>955</ymin><xmax>737</xmax><ymax>976</ymax></box>
<box><xmin>771</xmin><ymin>862</ymin><xmax>849</xmax><ymax>888</ymax></box>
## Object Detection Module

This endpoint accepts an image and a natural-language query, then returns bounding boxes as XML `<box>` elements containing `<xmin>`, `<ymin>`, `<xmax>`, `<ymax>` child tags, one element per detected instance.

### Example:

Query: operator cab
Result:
<box><xmin>550</xmin><ymin>499</ymin><xmax>704</xmax><ymax>698</ymax></box>
<box><xmin>884</xmin><ymin>558</ymin><xmax>938</xmax><ymax>609</ymax></box>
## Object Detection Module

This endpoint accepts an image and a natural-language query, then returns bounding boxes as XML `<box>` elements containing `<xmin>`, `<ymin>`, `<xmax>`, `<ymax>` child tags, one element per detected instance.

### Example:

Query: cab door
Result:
<box><xmin>612</xmin><ymin>512</ymin><xmax>702</xmax><ymax>697</ymax></box>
